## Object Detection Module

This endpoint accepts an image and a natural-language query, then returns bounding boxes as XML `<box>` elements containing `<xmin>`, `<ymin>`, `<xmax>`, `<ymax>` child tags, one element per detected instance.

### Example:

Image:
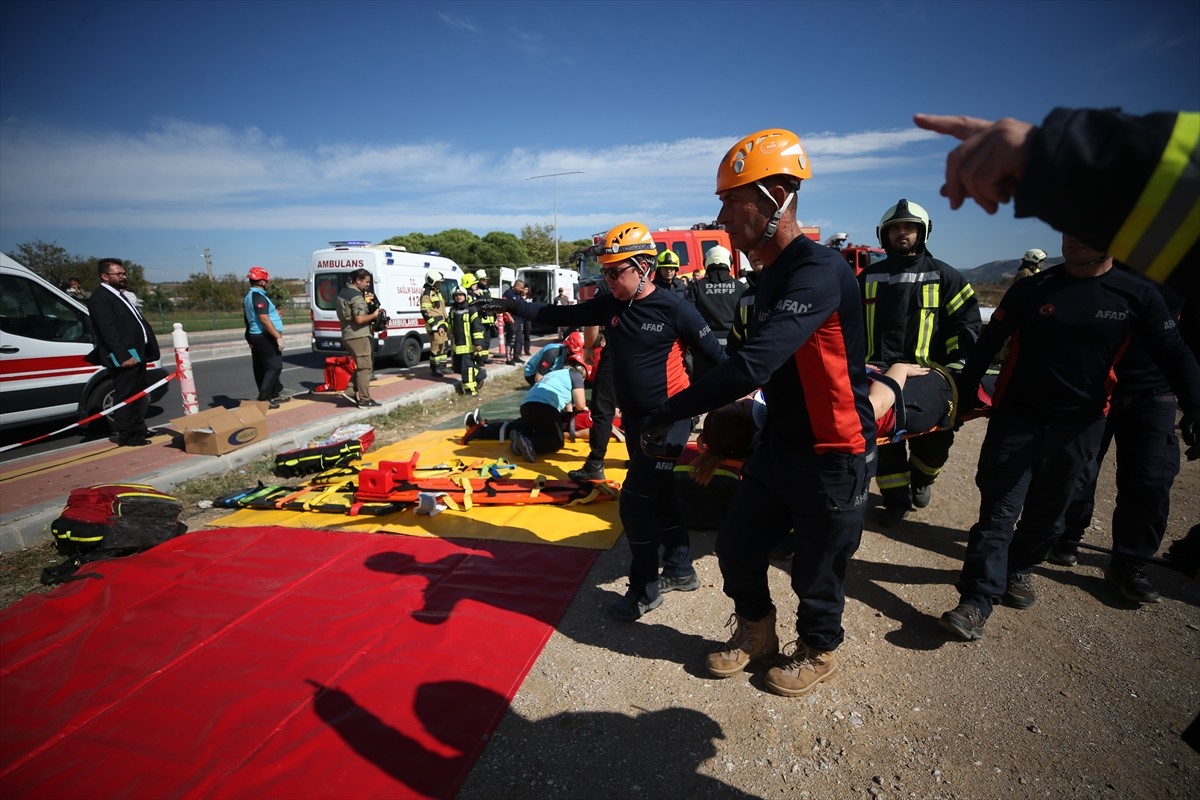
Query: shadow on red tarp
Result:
<box><xmin>0</xmin><ymin>527</ymin><xmax>596</xmax><ymax>799</ymax></box>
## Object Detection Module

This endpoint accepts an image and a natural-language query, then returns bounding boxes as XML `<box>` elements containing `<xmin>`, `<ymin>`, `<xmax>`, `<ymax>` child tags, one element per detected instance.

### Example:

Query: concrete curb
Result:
<box><xmin>0</xmin><ymin>380</ymin><xmax>464</xmax><ymax>553</ymax></box>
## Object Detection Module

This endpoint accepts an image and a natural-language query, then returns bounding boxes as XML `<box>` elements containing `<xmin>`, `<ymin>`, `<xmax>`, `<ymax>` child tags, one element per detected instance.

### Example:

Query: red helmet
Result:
<box><xmin>563</xmin><ymin>330</ymin><xmax>586</xmax><ymax>357</ymax></box>
<box><xmin>568</xmin><ymin>353</ymin><xmax>593</xmax><ymax>382</ymax></box>
<box><xmin>247</xmin><ymin>266</ymin><xmax>270</xmax><ymax>282</ymax></box>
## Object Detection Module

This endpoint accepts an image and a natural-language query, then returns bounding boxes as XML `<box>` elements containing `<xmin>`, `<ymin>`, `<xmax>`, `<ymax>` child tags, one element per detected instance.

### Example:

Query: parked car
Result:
<box><xmin>0</xmin><ymin>253</ymin><xmax>169</xmax><ymax>432</ymax></box>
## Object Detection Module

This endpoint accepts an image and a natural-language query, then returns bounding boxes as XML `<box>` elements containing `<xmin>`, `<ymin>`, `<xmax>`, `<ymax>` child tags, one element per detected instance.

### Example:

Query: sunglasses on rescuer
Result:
<box><xmin>600</xmin><ymin>265</ymin><xmax>636</xmax><ymax>280</ymax></box>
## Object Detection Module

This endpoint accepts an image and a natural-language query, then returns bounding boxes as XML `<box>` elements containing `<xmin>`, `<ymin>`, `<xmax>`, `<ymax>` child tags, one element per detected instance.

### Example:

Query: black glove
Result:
<box><xmin>482</xmin><ymin>297</ymin><xmax>517</xmax><ymax>315</ymax></box>
<box><xmin>639</xmin><ymin>406</ymin><xmax>681</xmax><ymax>460</ymax></box>
<box><xmin>1181</xmin><ymin>407</ymin><xmax>1200</xmax><ymax>461</ymax></box>
<box><xmin>950</xmin><ymin>371</ymin><xmax>981</xmax><ymax>409</ymax></box>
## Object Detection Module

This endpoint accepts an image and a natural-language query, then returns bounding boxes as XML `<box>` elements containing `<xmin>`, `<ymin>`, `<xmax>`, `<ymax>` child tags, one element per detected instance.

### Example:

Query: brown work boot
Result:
<box><xmin>765</xmin><ymin>641</ymin><xmax>838</xmax><ymax>697</ymax></box>
<box><xmin>705</xmin><ymin>610</ymin><xmax>779</xmax><ymax>678</ymax></box>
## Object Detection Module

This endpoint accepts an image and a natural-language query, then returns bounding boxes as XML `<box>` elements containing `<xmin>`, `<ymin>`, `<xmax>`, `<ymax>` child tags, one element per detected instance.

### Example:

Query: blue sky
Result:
<box><xmin>2</xmin><ymin>0</ymin><xmax>1198</xmax><ymax>281</ymax></box>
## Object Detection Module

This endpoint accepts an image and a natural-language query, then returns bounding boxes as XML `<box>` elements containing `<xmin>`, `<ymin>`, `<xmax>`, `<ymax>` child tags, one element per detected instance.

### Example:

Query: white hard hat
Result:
<box><xmin>1023</xmin><ymin>248</ymin><xmax>1047</xmax><ymax>263</ymax></box>
<box><xmin>425</xmin><ymin>269</ymin><xmax>443</xmax><ymax>284</ymax></box>
<box><xmin>475</xmin><ymin>269</ymin><xmax>488</xmax><ymax>279</ymax></box>
<box><xmin>704</xmin><ymin>245</ymin><xmax>733</xmax><ymax>269</ymax></box>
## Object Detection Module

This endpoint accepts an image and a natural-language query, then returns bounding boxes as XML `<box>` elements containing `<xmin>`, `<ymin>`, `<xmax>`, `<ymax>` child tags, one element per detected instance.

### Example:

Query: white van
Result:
<box><xmin>309</xmin><ymin>242</ymin><xmax>466</xmax><ymax>366</ymax></box>
<box><xmin>516</xmin><ymin>265</ymin><xmax>579</xmax><ymax>304</ymax></box>
<box><xmin>0</xmin><ymin>254</ymin><xmax>169</xmax><ymax>431</ymax></box>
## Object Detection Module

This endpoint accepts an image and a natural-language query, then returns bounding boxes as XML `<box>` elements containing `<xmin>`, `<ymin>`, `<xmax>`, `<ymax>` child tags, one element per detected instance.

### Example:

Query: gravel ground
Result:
<box><xmin>3</xmin><ymin>408</ymin><xmax>1197</xmax><ymax>800</ymax></box>
<box><xmin>457</xmin><ymin>418</ymin><xmax>1200</xmax><ymax>800</ymax></box>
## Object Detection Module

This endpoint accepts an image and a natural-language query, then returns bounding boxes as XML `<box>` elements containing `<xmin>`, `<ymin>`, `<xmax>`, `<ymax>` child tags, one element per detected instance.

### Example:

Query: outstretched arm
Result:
<box><xmin>913</xmin><ymin>113</ymin><xmax>1035</xmax><ymax>214</ymax></box>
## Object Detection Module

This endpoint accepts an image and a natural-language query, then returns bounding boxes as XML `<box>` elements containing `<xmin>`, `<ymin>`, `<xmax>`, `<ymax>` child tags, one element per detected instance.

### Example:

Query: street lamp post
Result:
<box><xmin>526</xmin><ymin>170</ymin><xmax>585</xmax><ymax>266</ymax></box>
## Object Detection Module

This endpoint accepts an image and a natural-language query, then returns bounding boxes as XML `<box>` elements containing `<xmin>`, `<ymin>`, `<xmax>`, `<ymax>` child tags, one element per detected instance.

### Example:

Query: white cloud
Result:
<box><xmin>0</xmin><ymin>118</ymin><xmax>942</xmax><ymax>236</ymax></box>
<box><xmin>438</xmin><ymin>13</ymin><xmax>480</xmax><ymax>34</ymax></box>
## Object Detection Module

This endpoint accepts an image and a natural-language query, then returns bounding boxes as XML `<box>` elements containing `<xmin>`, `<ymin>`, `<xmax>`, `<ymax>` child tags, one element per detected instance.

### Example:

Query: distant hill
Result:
<box><xmin>965</xmin><ymin>257</ymin><xmax>1064</xmax><ymax>285</ymax></box>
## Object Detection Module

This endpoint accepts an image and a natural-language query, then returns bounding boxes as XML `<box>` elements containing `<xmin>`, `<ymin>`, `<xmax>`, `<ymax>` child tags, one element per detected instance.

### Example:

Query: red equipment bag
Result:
<box><xmin>44</xmin><ymin>483</ymin><xmax>187</xmax><ymax>584</ymax></box>
<box><xmin>315</xmin><ymin>356</ymin><xmax>356</xmax><ymax>392</ymax></box>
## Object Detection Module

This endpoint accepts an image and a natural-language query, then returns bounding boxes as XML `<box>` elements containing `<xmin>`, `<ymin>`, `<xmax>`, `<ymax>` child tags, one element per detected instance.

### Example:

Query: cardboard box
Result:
<box><xmin>169</xmin><ymin>402</ymin><xmax>269</xmax><ymax>456</ymax></box>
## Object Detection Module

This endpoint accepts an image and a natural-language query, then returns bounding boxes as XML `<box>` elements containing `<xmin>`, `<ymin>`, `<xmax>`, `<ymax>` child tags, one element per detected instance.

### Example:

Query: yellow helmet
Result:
<box><xmin>656</xmin><ymin>249</ymin><xmax>681</xmax><ymax>271</ymax></box>
<box><xmin>596</xmin><ymin>221</ymin><xmax>656</xmax><ymax>266</ymax></box>
<box><xmin>461</xmin><ymin>273</ymin><xmax>477</xmax><ymax>290</ymax></box>
<box><xmin>716</xmin><ymin>128</ymin><xmax>811</xmax><ymax>194</ymax></box>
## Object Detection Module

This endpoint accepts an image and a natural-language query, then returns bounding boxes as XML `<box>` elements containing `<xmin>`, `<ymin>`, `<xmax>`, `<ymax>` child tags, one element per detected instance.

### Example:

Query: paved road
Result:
<box><xmin>1</xmin><ymin>329</ymin><xmax>326</xmax><ymax>459</ymax></box>
<box><xmin>1</xmin><ymin>326</ymin><xmax>535</xmax><ymax>461</ymax></box>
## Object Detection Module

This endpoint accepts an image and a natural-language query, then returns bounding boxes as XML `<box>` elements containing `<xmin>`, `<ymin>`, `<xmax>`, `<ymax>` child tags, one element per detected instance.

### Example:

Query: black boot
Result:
<box><xmin>568</xmin><ymin>459</ymin><xmax>606</xmax><ymax>483</ymax></box>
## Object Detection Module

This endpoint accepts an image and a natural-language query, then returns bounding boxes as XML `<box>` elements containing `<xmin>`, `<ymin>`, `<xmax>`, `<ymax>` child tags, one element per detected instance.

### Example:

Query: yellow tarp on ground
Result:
<box><xmin>211</xmin><ymin>427</ymin><xmax>626</xmax><ymax>550</ymax></box>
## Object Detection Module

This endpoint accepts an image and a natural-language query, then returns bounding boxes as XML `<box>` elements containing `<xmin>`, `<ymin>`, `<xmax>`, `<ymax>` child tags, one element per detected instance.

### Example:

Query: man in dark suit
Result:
<box><xmin>87</xmin><ymin>258</ymin><xmax>160</xmax><ymax>446</ymax></box>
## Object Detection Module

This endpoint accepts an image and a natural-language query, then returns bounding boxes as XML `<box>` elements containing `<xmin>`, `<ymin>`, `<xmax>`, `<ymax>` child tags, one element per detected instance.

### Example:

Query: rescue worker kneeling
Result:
<box><xmin>462</xmin><ymin>360</ymin><xmax>589</xmax><ymax>462</ymax></box>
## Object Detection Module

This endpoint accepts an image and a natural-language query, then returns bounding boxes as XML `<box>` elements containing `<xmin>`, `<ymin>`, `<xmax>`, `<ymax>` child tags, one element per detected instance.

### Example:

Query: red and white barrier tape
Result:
<box><xmin>0</xmin><ymin>370</ymin><xmax>179</xmax><ymax>454</ymax></box>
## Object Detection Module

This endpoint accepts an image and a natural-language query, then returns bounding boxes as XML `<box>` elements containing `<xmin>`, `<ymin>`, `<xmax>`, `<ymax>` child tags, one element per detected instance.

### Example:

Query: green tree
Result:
<box><xmin>522</xmin><ymin>223</ymin><xmax>567</xmax><ymax>264</ymax></box>
<box><xmin>6</xmin><ymin>239</ymin><xmax>147</xmax><ymax>294</ymax></box>
<box><xmin>380</xmin><ymin>232</ymin><xmax>434</xmax><ymax>254</ymax></box>
<box><xmin>428</xmin><ymin>229</ymin><xmax>483</xmax><ymax>266</ymax></box>
<box><xmin>178</xmin><ymin>272</ymin><xmax>244</xmax><ymax>311</ymax></box>
<box><xmin>142</xmin><ymin>284</ymin><xmax>174</xmax><ymax>317</ymax></box>
<box><xmin>479</xmin><ymin>231</ymin><xmax>529</xmax><ymax>266</ymax></box>
<box><xmin>8</xmin><ymin>240</ymin><xmax>90</xmax><ymax>291</ymax></box>
<box><xmin>265</xmin><ymin>278</ymin><xmax>291</xmax><ymax>311</ymax></box>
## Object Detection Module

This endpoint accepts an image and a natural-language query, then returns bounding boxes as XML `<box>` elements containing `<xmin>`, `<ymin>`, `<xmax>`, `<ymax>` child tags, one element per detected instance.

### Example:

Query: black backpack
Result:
<box><xmin>42</xmin><ymin>483</ymin><xmax>187</xmax><ymax>585</ymax></box>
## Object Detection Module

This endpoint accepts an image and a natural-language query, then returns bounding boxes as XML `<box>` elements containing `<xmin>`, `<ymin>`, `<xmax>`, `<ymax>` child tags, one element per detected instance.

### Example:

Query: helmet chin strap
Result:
<box><xmin>756</xmin><ymin>182</ymin><xmax>795</xmax><ymax>248</ymax></box>
<box><xmin>629</xmin><ymin>258</ymin><xmax>652</xmax><ymax>307</ymax></box>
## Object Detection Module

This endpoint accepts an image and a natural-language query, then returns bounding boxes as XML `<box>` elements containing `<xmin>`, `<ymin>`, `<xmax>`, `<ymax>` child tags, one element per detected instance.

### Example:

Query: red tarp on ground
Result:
<box><xmin>0</xmin><ymin>527</ymin><xmax>596</xmax><ymax>799</ymax></box>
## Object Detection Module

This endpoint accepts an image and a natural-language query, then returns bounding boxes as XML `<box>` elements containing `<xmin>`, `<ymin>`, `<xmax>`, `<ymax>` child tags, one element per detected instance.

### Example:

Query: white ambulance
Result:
<box><xmin>516</xmin><ymin>265</ymin><xmax>579</xmax><ymax>304</ymax></box>
<box><xmin>308</xmin><ymin>242</ymin><xmax>466</xmax><ymax>367</ymax></box>
<box><xmin>0</xmin><ymin>253</ymin><xmax>169</xmax><ymax>431</ymax></box>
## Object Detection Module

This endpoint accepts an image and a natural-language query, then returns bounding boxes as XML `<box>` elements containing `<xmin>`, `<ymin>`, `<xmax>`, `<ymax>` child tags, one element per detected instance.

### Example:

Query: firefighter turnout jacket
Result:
<box><xmin>859</xmin><ymin>251</ymin><xmax>981</xmax><ymax>367</ymax></box>
<box><xmin>687</xmin><ymin>267</ymin><xmax>745</xmax><ymax>346</ymax></box>
<box><xmin>1015</xmin><ymin>108</ymin><xmax>1198</xmax><ymax>299</ymax></box>
<box><xmin>449</xmin><ymin>301</ymin><xmax>484</xmax><ymax>356</ymax></box>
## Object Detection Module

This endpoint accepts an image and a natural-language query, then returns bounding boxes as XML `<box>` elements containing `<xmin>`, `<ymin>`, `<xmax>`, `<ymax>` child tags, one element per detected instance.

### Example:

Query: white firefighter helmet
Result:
<box><xmin>704</xmin><ymin>245</ymin><xmax>733</xmax><ymax>269</ymax></box>
<box><xmin>876</xmin><ymin>199</ymin><xmax>932</xmax><ymax>248</ymax></box>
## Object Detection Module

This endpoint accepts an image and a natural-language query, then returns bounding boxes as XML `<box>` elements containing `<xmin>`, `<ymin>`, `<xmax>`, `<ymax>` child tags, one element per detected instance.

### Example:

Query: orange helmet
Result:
<box><xmin>595</xmin><ymin>221</ymin><xmax>656</xmax><ymax>266</ymax></box>
<box><xmin>715</xmin><ymin>128</ymin><xmax>811</xmax><ymax>194</ymax></box>
<box><xmin>247</xmin><ymin>266</ymin><xmax>270</xmax><ymax>281</ymax></box>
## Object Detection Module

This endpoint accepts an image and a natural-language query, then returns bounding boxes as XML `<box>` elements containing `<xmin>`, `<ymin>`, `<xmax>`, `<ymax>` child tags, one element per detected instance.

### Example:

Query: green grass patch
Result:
<box><xmin>142</xmin><ymin>307</ymin><xmax>310</xmax><ymax>335</ymax></box>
